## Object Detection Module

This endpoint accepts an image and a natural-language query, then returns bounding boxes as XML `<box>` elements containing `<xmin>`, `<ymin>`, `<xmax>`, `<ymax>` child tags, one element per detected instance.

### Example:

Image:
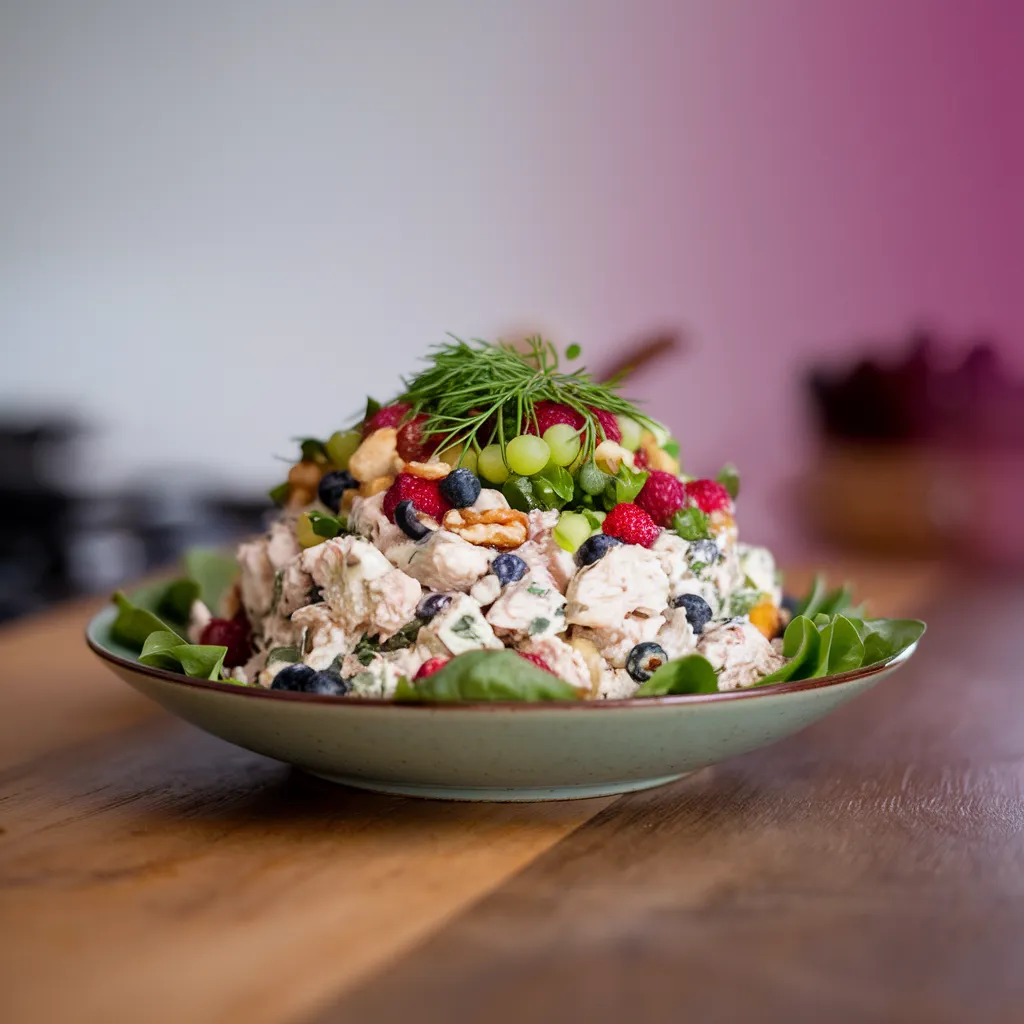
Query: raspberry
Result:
<box><xmin>199</xmin><ymin>617</ymin><xmax>252</xmax><ymax>668</ymax></box>
<box><xmin>632</xmin><ymin>446</ymin><xmax>650</xmax><ymax>469</ymax></box>
<box><xmin>635</xmin><ymin>470</ymin><xmax>686</xmax><ymax>527</ymax></box>
<box><xmin>382</xmin><ymin>473</ymin><xmax>451</xmax><ymax>523</ymax></box>
<box><xmin>602</xmin><ymin>502</ymin><xmax>660</xmax><ymax>548</ymax></box>
<box><xmin>517</xmin><ymin>651</ymin><xmax>555</xmax><ymax>674</ymax></box>
<box><xmin>363</xmin><ymin>401</ymin><xmax>411</xmax><ymax>437</ymax></box>
<box><xmin>415</xmin><ymin>656</ymin><xmax>450</xmax><ymax>680</ymax></box>
<box><xmin>589</xmin><ymin>407</ymin><xmax>622</xmax><ymax>444</ymax></box>
<box><xmin>684</xmin><ymin>479</ymin><xmax>732</xmax><ymax>514</ymax></box>
<box><xmin>396</xmin><ymin>413</ymin><xmax>438</xmax><ymax>461</ymax></box>
<box><xmin>523</xmin><ymin>401</ymin><xmax>585</xmax><ymax>436</ymax></box>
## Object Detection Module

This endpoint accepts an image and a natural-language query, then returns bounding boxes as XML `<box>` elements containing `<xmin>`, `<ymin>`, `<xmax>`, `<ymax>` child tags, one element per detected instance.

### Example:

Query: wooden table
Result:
<box><xmin>2</xmin><ymin>560</ymin><xmax>1022</xmax><ymax>1023</ymax></box>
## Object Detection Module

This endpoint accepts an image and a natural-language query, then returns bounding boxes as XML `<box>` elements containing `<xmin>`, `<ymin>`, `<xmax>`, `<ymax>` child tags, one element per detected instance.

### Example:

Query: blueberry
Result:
<box><xmin>670</xmin><ymin>593</ymin><xmax>713</xmax><ymax>634</ymax></box>
<box><xmin>395</xmin><ymin>499</ymin><xmax>433</xmax><ymax>540</ymax></box>
<box><xmin>626</xmin><ymin>641</ymin><xmax>669</xmax><ymax>682</ymax></box>
<box><xmin>492</xmin><ymin>552</ymin><xmax>528</xmax><ymax>586</ymax></box>
<box><xmin>689</xmin><ymin>539</ymin><xmax>719</xmax><ymax>565</ymax></box>
<box><xmin>574</xmin><ymin>534</ymin><xmax>623</xmax><ymax>567</ymax></box>
<box><xmin>439</xmin><ymin>468</ymin><xmax>481</xmax><ymax>508</ymax></box>
<box><xmin>270</xmin><ymin>663</ymin><xmax>352</xmax><ymax>695</ymax></box>
<box><xmin>416</xmin><ymin>592</ymin><xmax>452</xmax><ymax>620</ymax></box>
<box><xmin>317</xmin><ymin>469</ymin><xmax>357</xmax><ymax>513</ymax></box>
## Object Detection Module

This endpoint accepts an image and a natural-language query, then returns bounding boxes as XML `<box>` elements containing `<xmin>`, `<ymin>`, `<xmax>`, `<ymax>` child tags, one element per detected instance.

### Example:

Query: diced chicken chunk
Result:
<box><xmin>303</xmin><ymin>536</ymin><xmax>421</xmax><ymax>640</ymax></box>
<box><xmin>516</xmin><ymin>635</ymin><xmax>591</xmax><ymax>694</ymax></box>
<box><xmin>417</xmin><ymin>593</ymin><xmax>503</xmax><ymax>657</ymax></box>
<box><xmin>486</xmin><ymin>567</ymin><xmax>567</xmax><ymax>642</ymax></box>
<box><xmin>656</xmin><ymin>607</ymin><xmax>698</xmax><ymax>660</ymax></box>
<box><xmin>518</xmin><ymin>510</ymin><xmax>577</xmax><ymax>592</ymax></box>
<box><xmin>566</xmin><ymin>545</ymin><xmax>669</xmax><ymax>629</ymax></box>
<box><xmin>698</xmin><ymin>618</ymin><xmax>786</xmax><ymax>690</ymax></box>
<box><xmin>386</xmin><ymin>531</ymin><xmax>493</xmax><ymax>592</ymax></box>
<box><xmin>350</xmin><ymin>492</ymin><xmax>407</xmax><ymax>551</ymax></box>
<box><xmin>571</xmin><ymin>614</ymin><xmax>664</xmax><ymax>669</ymax></box>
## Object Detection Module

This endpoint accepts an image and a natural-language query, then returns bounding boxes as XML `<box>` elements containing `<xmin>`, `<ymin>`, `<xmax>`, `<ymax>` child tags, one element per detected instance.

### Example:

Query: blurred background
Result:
<box><xmin>0</xmin><ymin>0</ymin><xmax>1021</xmax><ymax>621</ymax></box>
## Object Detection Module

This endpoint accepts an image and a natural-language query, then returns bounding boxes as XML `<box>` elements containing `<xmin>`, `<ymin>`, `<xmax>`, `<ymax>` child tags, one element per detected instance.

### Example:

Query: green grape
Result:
<box><xmin>439</xmin><ymin>445</ymin><xmax>479</xmax><ymax>475</ymax></box>
<box><xmin>553</xmin><ymin>511</ymin><xmax>592</xmax><ymax>554</ymax></box>
<box><xmin>296</xmin><ymin>512</ymin><xmax>325</xmax><ymax>549</ymax></box>
<box><xmin>584</xmin><ymin>509</ymin><xmax>607</xmax><ymax>535</ymax></box>
<box><xmin>478</xmin><ymin>444</ymin><xmax>510</xmax><ymax>484</ymax></box>
<box><xmin>577</xmin><ymin>460</ymin><xmax>610</xmax><ymax>496</ymax></box>
<box><xmin>505</xmin><ymin>435</ymin><xmax>551</xmax><ymax>476</ymax></box>
<box><xmin>325</xmin><ymin>429</ymin><xmax>361</xmax><ymax>469</ymax></box>
<box><xmin>615</xmin><ymin>415</ymin><xmax>644</xmax><ymax>452</ymax></box>
<box><xmin>542</xmin><ymin>424</ymin><xmax>582</xmax><ymax>467</ymax></box>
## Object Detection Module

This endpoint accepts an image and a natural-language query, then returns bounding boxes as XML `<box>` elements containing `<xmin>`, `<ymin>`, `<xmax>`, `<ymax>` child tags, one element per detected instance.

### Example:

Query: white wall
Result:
<box><xmin>2</xmin><ymin>1</ymin><xmax>1020</xmax><ymax>547</ymax></box>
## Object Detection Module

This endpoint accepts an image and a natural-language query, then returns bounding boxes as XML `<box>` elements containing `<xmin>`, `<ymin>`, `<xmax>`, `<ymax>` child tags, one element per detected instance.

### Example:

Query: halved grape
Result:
<box><xmin>478</xmin><ymin>444</ymin><xmax>510</xmax><ymax>484</ymax></box>
<box><xmin>553</xmin><ymin>511</ymin><xmax>592</xmax><ymax>554</ymax></box>
<box><xmin>506</xmin><ymin>435</ymin><xmax>551</xmax><ymax>476</ymax></box>
<box><xmin>615</xmin><ymin>415</ymin><xmax>644</xmax><ymax>452</ymax></box>
<box><xmin>439</xmin><ymin>445</ymin><xmax>479</xmax><ymax>475</ymax></box>
<box><xmin>542</xmin><ymin>424</ymin><xmax>582</xmax><ymax>467</ymax></box>
<box><xmin>296</xmin><ymin>512</ymin><xmax>325</xmax><ymax>549</ymax></box>
<box><xmin>325</xmin><ymin>429</ymin><xmax>362</xmax><ymax>469</ymax></box>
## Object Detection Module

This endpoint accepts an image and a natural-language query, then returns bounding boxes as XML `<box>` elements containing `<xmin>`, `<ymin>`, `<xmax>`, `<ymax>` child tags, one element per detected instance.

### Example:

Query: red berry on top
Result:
<box><xmin>382</xmin><ymin>473</ymin><xmax>451</xmax><ymax>523</ymax></box>
<box><xmin>632</xmin><ymin>446</ymin><xmax>651</xmax><ymax>469</ymax></box>
<box><xmin>362</xmin><ymin>402</ymin><xmax>411</xmax><ymax>437</ymax></box>
<box><xmin>524</xmin><ymin>401</ymin><xmax>585</xmax><ymax>436</ymax></box>
<box><xmin>602</xmin><ymin>502</ymin><xmax>660</xmax><ymax>548</ymax></box>
<box><xmin>589</xmin><ymin>407</ymin><xmax>622</xmax><ymax>444</ymax></box>
<box><xmin>517</xmin><ymin>651</ymin><xmax>555</xmax><ymax>674</ymax></box>
<box><xmin>684</xmin><ymin>479</ymin><xmax>732</xmax><ymax>514</ymax></box>
<box><xmin>396</xmin><ymin>413</ymin><xmax>438</xmax><ymax>462</ymax></box>
<box><xmin>199</xmin><ymin>617</ymin><xmax>252</xmax><ymax>668</ymax></box>
<box><xmin>635</xmin><ymin>470</ymin><xmax>686</xmax><ymax>527</ymax></box>
<box><xmin>415</xmin><ymin>656</ymin><xmax>450</xmax><ymax>680</ymax></box>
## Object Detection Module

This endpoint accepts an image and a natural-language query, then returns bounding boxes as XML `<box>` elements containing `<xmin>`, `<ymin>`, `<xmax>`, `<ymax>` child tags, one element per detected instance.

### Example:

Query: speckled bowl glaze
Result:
<box><xmin>87</xmin><ymin>604</ymin><xmax>918</xmax><ymax>801</ymax></box>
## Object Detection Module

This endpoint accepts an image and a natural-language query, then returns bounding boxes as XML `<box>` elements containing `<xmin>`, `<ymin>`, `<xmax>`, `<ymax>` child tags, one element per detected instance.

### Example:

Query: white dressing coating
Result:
<box><xmin>698</xmin><ymin>618</ymin><xmax>785</xmax><ymax>690</ymax></box>
<box><xmin>565</xmin><ymin>545</ymin><xmax>669</xmax><ymax>629</ymax></box>
<box><xmin>486</xmin><ymin>567</ymin><xmax>566</xmax><ymax>642</ymax></box>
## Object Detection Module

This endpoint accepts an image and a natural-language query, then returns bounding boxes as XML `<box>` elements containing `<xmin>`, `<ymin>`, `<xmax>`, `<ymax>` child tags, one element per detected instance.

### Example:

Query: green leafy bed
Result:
<box><xmin>108</xmin><ymin>557</ymin><xmax>924</xmax><ymax>701</ymax></box>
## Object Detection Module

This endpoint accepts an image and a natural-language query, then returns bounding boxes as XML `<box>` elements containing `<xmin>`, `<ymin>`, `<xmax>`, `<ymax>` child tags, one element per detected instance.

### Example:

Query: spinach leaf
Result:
<box><xmin>394</xmin><ymin>650</ymin><xmax>579</xmax><ymax>702</ymax></box>
<box><xmin>757</xmin><ymin>615</ymin><xmax>822</xmax><ymax>684</ymax></box>
<box><xmin>663</xmin><ymin>438</ymin><xmax>680</xmax><ymax>459</ymax></box>
<box><xmin>795</xmin><ymin>574</ymin><xmax>827</xmax><ymax>617</ymax></box>
<box><xmin>268</xmin><ymin>481</ymin><xmax>290</xmax><ymax>506</ymax></box>
<box><xmin>855</xmin><ymin>618</ymin><xmax>927</xmax><ymax>667</ymax></box>
<box><xmin>612</xmin><ymin>464</ymin><xmax>649</xmax><ymax>505</ymax></box>
<box><xmin>306</xmin><ymin>509</ymin><xmax>344</xmax><ymax>539</ymax></box>
<box><xmin>716</xmin><ymin>462</ymin><xmax>740</xmax><ymax>499</ymax></box>
<box><xmin>110</xmin><ymin>592</ymin><xmax>184</xmax><ymax>650</ymax></box>
<box><xmin>296</xmin><ymin>437</ymin><xmax>328</xmax><ymax>462</ymax></box>
<box><xmin>634</xmin><ymin>654</ymin><xmax>718</xmax><ymax>696</ymax></box>
<box><xmin>184</xmin><ymin>548</ymin><xmax>240</xmax><ymax>616</ymax></box>
<box><xmin>502</xmin><ymin>475</ymin><xmax>542</xmax><ymax>512</ymax></box>
<box><xmin>138</xmin><ymin>630</ymin><xmax>227</xmax><ymax>681</ymax></box>
<box><xmin>157</xmin><ymin>578</ymin><xmax>200</xmax><ymax>627</ymax></box>
<box><xmin>531</xmin><ymin>464</ymin><xmax>574</xmax><ymax>509</ymax></box>
<box><xmin>826</xmin><ymin>614</ymin><xmax>865</xmax><ymax>674</ymax></box>
<box><xmin>673</xmin><ymin>506</ymin><xmax>711</xmax><ymax>541</ymax></box>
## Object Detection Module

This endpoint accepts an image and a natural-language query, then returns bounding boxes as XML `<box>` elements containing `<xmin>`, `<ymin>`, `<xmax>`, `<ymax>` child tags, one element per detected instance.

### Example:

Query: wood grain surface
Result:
<box><xmin>0</xmin><ymin>561</ymin><xmax>979</xmax><ymax>1024</ymax></box>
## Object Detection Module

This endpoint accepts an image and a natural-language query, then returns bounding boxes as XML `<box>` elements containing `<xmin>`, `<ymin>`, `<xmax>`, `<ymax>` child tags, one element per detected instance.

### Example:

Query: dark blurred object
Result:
<box><xmin>0</xmin><ymin>416</ymin><xmax>79</xmax><ymax>621</ymax></box>
<box><xmin>0</xmin><ymin>413</ymin><xmax>268</xmax><ymax>624</ymax></box>
<box><xmin>809</xmin><ymin>332</ymin><xmax>1024</xmax><ymax>447</ymax></box>
<box><xmin>802</xmin><ymin>333</ymin><xmax>1024</xmax><ymax>564</ymax></box>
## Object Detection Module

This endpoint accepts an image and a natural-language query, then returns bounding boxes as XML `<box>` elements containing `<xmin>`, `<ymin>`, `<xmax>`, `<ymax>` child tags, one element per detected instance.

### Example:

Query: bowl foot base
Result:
<box><xmin>303</xmin><ymin>771</ymin><xmax>688</xmax><ymax>802</ymax></box>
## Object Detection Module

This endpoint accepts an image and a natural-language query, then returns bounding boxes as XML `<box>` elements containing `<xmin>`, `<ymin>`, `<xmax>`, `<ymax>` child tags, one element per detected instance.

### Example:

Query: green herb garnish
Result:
<box><xmin>716</xmin><ymin>462</ymin><xmax>740</xmax><ymax>500</ymax></box>
<box><xmin>395</xmin><ymin>337</ymin><xmax>655</xmax><ymax>462</ymax></box>
<box><xmin>673</xmin><ymin>507</ymin><xmax>711</xmax><ymax>541</ymax></box>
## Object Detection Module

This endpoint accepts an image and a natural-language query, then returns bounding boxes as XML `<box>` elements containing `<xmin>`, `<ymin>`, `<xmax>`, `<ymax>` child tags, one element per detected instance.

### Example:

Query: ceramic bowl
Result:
<box><xmin>87</xmin><ymin>604</ymin><xmax>918</xmax><ymax>802</ymax></box>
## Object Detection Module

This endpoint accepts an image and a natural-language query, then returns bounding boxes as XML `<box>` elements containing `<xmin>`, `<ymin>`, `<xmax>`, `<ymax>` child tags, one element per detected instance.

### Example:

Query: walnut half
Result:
<box><xmin>442</xmin><ymin>507</ymin><xmax>529</xmax><ymax>550</ymax></box>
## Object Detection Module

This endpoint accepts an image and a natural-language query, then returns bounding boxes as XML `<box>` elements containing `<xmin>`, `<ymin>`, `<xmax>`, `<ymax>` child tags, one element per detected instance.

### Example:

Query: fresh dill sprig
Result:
<box><xmin>396</xmin><ymin>335</ymin><xmax>655</xmax><ymax>459</ymax></box>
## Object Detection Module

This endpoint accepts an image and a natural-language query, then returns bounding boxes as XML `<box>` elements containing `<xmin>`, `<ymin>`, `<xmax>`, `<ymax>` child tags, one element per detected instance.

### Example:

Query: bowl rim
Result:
<box><xmin>86</xmin><ymin>607</ymin><xmax>919</xmax><ymax>711</ymax></box>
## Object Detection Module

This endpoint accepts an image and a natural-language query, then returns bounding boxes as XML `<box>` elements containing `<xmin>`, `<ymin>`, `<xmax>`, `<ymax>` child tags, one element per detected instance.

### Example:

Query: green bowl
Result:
<box><xmin>86</xmin><ymin>604</ymin><xmax>919</xmax><ymax>802</ymax></box>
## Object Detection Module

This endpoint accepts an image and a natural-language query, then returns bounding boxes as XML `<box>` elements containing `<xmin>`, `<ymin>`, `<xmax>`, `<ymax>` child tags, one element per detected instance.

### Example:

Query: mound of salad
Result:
<box><xmin>109</xmin><ymin>337</ymin><xmax>924</xmax><ymax>701</ymax></box>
